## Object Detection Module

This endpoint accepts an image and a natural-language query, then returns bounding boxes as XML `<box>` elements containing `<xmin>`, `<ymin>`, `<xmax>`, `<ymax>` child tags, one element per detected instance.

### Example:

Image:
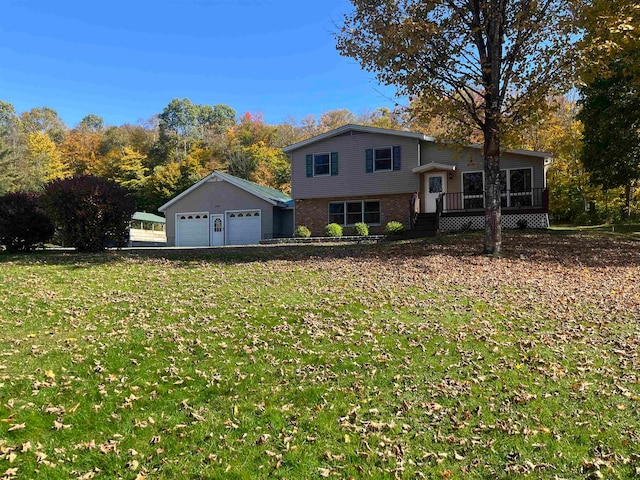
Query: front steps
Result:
<box><xmin>409</xmin><ymin>213</ymin><xmax>439</xmax><ymax>237</ymax></box>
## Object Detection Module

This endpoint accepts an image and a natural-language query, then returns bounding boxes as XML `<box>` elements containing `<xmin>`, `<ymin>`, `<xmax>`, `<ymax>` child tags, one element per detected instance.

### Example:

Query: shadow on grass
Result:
<box><xmin>1</xmin><ymin>230</ymin><xmax>639</xmax><ymax>269</ymax></box>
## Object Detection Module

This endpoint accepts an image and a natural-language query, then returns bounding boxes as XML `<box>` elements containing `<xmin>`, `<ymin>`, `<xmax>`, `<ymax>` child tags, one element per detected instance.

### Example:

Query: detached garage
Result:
<box><xmin>159</xmin><ymin>171</ymin><xmax>293</xmax><ymax>247</ymax></box>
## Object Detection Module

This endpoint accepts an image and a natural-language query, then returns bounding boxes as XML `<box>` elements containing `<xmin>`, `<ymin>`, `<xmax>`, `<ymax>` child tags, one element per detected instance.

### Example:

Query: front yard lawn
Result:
<box><xmin>0</xmin><ymin>232</ymin><xmax>638</xmax><ymax>479</ymax></box>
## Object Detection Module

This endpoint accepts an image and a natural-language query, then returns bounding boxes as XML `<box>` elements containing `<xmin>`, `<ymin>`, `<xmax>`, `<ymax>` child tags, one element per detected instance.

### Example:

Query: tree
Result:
<box><xmin>137</xmin><ymin>163</ymin><xmax>182</xmax><ymax>212</ymax></box>
<box><xmin>159</xmin><ymin>98</ymin><xmax>198</xmax><ymax>161</ymax></box>
<box><xmin>361</xmin><ymin>107</ymin><xmax>405</xmax><ymax>130</ymax></box>
<box><xmin>0</xmin><ymin>141</ymin><xmax>16</xmax><ymax>194</ymax></box>
<box><xmin>337</xmin><ymin>0</ymin><xmax>576</xmax><ymax>253</ymax></box>
<box><xmin>43</xmin><ymin>176</ymin><xmax>136</xmax><ymax>252</ymax></box>
<box><xmin>25</xmin><ymin>132</ymin><xmax>70</xmax><ymax>184</ymax></box>
<box><xmin>0</xmin><ymin>102</ymin><xmax>20</xmax><ymax>194</ymax></box>
<box><xmin>245</xmin><ymin>142</ymin><xmax>291</xmax><ymax>193</ymax></box>
<box><xmin>20</xmin><ymin>107</ymin><xmax>67</xmax><ymax>144</ymax></box>
<box><xmin>230</xmin><ymin>112</ymin><xmax>276</xmax><ymax>147</ymax></box>
<box><xmin>578</xmin><ymin>0</ymin><xmax>639</xmax><ymax>91</ymax></box>
<box><xmin>0</xmin><ymin>191</ymin><xmax>55</xmax><ymax>251</ymax></box>
<box><xmin>577</xmin><ymin>64</ymin><xmax>640</xmax><ymax>217</ymax></box>
<box><xmin>158</xmin><ymin>99</ymin><xmax>236</xmax><ymax>162</ymax></box>
<box><xmin>225</xmin><ymin>148</ymin><xmax>257</xmax><ymax>180</ymax></box>
<box><xmin>576</xmin><ymin>0</ymin><xmax>640</xmax><ymax>218</ymax></box>
<box><xmin>318</xmin><ymin>109</ymin><xmax>356</xmax><ymax>132</ymax></box>
<box><xmin>95</xmin><ymin>147</ymin><xmax>149</xmax><ymax>191</ymax></box>
<box><xmin>76</xmin><ymin>114</ymin><xmax>105</xmax><ymax>133</ymax></box>
<box><xmin>60</xmin><ymin>129</ymin><xmax>103</xmax><ymax>175</ymax></box>
<box><xmin>196</xmin><ymin>104</ymin><xmax>236</xmax><ymax>138</ymax></box>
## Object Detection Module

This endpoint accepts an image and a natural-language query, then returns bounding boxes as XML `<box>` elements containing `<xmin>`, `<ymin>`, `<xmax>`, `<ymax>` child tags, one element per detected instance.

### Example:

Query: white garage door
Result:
<box><xmin>176</xmin><ymin>212</ymin><xmax>209</xmax><ymax>246</ymax></box>
<box><xmin>227</xmin><ymin>210</ymin><xmax>261</xmax><ymax>245</ymax></box>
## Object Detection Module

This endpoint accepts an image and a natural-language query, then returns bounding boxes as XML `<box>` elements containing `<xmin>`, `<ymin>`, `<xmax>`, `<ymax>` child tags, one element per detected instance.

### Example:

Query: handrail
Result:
<box><xmin>440</xmin><ymin>188</ymin><xmax>547</xmax><ymax>212</ymax></box>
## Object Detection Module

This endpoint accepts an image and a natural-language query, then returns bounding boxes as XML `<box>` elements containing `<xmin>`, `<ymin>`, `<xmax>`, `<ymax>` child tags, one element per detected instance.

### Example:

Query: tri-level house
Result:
<box><xmin>283</xmin><ymin>124</ymin><xmax>552</xmax><ymax>235</ymax></box>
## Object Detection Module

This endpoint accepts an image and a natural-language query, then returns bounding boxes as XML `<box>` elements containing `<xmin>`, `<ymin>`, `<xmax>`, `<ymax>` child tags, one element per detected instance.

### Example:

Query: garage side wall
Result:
<box><xmin>164</xmin><ymin>179</ymin><xmax>275</xmax><ymax>246</ymax></box>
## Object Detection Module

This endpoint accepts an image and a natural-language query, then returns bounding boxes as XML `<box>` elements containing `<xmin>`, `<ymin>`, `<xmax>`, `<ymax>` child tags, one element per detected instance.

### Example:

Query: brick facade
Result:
<box><xmin>295</xmin><ymin>193</ymin><xmax>413</xmax><ymax>236</ymax></box>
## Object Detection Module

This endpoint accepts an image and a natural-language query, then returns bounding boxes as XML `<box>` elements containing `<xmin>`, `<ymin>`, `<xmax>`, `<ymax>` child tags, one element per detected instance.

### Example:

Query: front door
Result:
<box><xmin>210</xmin><ymin>214</ymin><xmax>224</xmax><ymax>246</ymax></box>
<box><xmin>424</xmin><ymin>173</ymin><xmax>447</xmax><ymax>213</ymax></box>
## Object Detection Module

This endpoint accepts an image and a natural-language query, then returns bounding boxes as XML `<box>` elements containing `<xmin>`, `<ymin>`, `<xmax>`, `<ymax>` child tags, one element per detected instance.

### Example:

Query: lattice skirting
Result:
<box><xmin>440</xmin><ymin>213</ymin><xmax>549</xmax><ymax>232</ymax></box>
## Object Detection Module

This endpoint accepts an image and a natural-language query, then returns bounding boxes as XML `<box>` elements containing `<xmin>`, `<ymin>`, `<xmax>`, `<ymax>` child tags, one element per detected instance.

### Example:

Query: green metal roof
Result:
<box><xmin>158</xmin><ymin>171</ymin><xmax>292</xmax><ymax>212</ymax></box>
<box><xmin>132</xmin><ymin>212</ymin><xmax>166</xmax><ymax>223</ymax></box>
<box><xmin>216</xmin><ymin>171</ymin><xmax>292</xmax><ymax>204</ymax></box>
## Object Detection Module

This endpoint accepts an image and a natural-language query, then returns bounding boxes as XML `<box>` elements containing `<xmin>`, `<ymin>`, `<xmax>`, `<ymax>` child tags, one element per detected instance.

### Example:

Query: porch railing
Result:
<box><xmin>440</xmin><ymin>188</ymin><xmax>548</xmax><ymax>213</ymax></box>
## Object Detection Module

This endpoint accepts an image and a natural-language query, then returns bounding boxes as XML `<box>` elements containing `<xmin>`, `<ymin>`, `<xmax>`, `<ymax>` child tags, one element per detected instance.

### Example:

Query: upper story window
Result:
<box><xmin>366</xmin><ymin>146</ymin><xmax>401</xmax><ymax>172</ymax></box>
<box><xmin>306</xmin><ymin>152</ymin><xmax>338</xmax><ymax>177</ymax></box>
<box><xmin>314</xmin><ymin>153</ymin><xmax>330</xmax><ymax>176</ymax></box>
<box><xmin>374</xmin><ymin>147</ymin><xmax>392</xmax><ymax>171</ymax></box>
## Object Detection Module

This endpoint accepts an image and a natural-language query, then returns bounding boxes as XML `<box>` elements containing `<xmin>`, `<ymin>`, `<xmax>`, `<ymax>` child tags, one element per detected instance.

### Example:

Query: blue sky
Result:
<box><xmin>0</xmin><ymin>0</ymin><xmax>401</xmax><ymax>128</ymax></box>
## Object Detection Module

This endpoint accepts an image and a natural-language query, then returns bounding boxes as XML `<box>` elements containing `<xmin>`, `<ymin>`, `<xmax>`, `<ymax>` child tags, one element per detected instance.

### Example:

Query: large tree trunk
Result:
<box><xmin>483</xmin><ymin>111</ymin><xmax>502</xmax><ymax>254</ymax></box>
<box><xmin>482</xmin><ymin>0</ymin><xmax>504</xmax><ymax>255</ymax></box>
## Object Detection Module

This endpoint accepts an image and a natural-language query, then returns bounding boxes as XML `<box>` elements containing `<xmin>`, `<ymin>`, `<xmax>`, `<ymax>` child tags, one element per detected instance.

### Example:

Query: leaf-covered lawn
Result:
<box><xmin>0</xmin><ymin>232</ymin><xmax>638</xmax><ymax>479</ymax></box>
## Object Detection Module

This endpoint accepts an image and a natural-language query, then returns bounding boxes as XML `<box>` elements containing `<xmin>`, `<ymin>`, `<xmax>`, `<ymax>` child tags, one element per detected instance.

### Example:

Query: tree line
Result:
<box><xmin>0</xmin><ymin>99</ymin><xmax>409</xmax><ymax>214</ymax></box>
<box><xmin>1</xmin><ymin>94</ymin><xmax>635</xmax><ymax>226</ymax></box>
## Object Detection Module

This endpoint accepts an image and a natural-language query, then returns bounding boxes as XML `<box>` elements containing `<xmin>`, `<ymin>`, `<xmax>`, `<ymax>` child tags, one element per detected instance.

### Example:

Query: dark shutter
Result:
<box><xmin>330</xmin><ymin>152</ymin><xmax>339</xmax><ymax>176</ymax></box>
<box><xmin>365</xmin><ymin>149</ymin><xmax>373</xmax><ymax>173</ymax></box>
<box><xmin>393</xmin><ymin>146</ymin><xmax>401</xmax><ymax>171</ymax></box>
<box><xmin>306</xmin><ymin>154</ymin><xmax>313</xmax><ymax>177</ymax></box>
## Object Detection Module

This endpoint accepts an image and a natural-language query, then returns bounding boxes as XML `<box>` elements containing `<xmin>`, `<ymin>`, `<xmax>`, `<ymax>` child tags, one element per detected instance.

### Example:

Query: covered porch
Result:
<box><xmin>410</xmin><ymin>163</ymin><xmax>550</xmax><ymax>232</ymax></box>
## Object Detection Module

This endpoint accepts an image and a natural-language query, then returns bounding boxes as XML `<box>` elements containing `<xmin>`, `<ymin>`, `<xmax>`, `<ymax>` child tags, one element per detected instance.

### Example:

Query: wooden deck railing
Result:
<box><xmin>439</xmin><ymin>188</ymin><xmax>548</xmax><ymax>213</ymax></box>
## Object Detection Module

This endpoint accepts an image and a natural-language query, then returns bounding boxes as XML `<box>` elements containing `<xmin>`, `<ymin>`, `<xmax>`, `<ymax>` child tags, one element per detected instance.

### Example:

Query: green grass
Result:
<box><xmin>550</xmin><ymin>222</ymin><xmax>640</xmax><ymax>234</ymax></box>
<box><xmin>0</xmin><ymin>233</ymin><xmax>638</xmax><ymax>478</ymax></box>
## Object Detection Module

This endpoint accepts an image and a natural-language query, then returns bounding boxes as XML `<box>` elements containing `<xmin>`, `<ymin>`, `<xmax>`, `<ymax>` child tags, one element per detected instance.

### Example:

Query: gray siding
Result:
<box><xmin>164</xmin><ymin>179</ymin><xmax>275</xmax><ymax>246</ymax></box>
<box><xmin>421</xmin><ymin>144</ymin><xmax>546</xmax><ymax>194</ymax></box>
<box><xmin>290</xmin><ymin>131</ymin><xmax>421</xmax><ymax>199</ymax></box>
<box><xmin>290</xmin><ymin>131</ymin><xmax>546</xmax><ymax>201</ymax></box>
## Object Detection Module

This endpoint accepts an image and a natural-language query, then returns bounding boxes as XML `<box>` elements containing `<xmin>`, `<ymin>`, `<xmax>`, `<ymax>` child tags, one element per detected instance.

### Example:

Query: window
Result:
<box><xmin>307</xmin><ymin>152</ymin><xmax>338</xmax><ymax>177</ymax></box>
<box><xmin>328</xmin><ymin>201</ymin><xmax>381</xmax><ymax>225</ymax></box>
<box><xmin>314</xmin><ymin>153</ymin><xmax>330</xmax><ymax>176</ymax></box>
<box><xmin>366</xmin><ymin>146</ymin><xmax>401</xmax><ymax>172</ymax></box>
<box><xmin>501</xmin><ymin>168</ymin><xmax>533</xmax><ymax>207</ymax></box>
<box><xmin>463</xmin><ymin>168</ymin><xmax>534</xmax><ymax>209</ymax></box>
<box><xmin>374</xmin><ymin>147</ymin><xmax>392</xmax><ymax>171</ymax></box>
<box><xmin>347</xmin><ymin>202</ymin><xmax>363</xmax><ymax>225</ymax></box>
<box><xmin>363</xmin><ymin>201</ymin><xmax>380</xmax><ymax>224</ymax></box>
<box><xmin>429</xmin><ymin>176</ymin><xmax>443</xmax><ymax>193</ymax></box>
<box><xmin>328</xmin><ymin>203</ymin><xmax>345</xmax><ymax>224</ymax></box>
<box><xmin>462</xmin><ymin>172</ymin><xmax>484</xmax><ymax>209</ymax></box>
<box><xmin>213</xmin><ymin>218</ymin><xmax>222</xmax><ymax>232</ymax></box>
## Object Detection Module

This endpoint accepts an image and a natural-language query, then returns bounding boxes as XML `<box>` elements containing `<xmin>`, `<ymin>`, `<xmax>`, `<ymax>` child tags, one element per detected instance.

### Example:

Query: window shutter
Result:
<box><xmin>393</xmin><ymin>146</ymin><xmax>401</xmax><ymax>171</ymax></box>
<box><xmin>365</xmin><ymin>149</ymin><xmax>373</xmax><ymax>173</ymax></box>
<box><xmin>330</xmin><ymin>152</ymin><xmax>339</xmax><ymax>176</ymax></box>
<box><xmin>306</xmin><ymin>154</ymin><xmax>313</xmax><ymax>177</ymax></box>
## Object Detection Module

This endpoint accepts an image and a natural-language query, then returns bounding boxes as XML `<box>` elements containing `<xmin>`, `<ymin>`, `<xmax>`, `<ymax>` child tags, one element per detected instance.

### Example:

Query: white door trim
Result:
<box><xmin>424</xmin><ymin>173</ymin><xmax>447</xmax><ymax>213</ymax></box>
<box><xmin>210</xmin><ymin>214</ymin><xmax>224</xmax><ymax>246</ymax></box>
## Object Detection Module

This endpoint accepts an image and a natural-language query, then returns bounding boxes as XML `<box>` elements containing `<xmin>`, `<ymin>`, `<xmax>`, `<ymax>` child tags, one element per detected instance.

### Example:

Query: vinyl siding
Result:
<box><xmin>290</xmin><ymin>131</ymin><xmax>421</xmax><ymax>199</ymax></box>
<box><xmin>164</xmin><ymin>179</ymin><xmax>275</xmax><ymax>246</ymax></box>
<box><xmin>420</xmin><ymin>144</ymin><xmax>546</xmax><ymax>194</ymax></box>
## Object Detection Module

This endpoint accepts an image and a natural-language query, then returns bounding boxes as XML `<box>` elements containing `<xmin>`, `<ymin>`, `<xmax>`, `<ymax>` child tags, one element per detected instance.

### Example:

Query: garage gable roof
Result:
<box><xmin>158</xmin><ymin>171</ymin><xmax>292</xmax><ymax>212</ymax></box>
